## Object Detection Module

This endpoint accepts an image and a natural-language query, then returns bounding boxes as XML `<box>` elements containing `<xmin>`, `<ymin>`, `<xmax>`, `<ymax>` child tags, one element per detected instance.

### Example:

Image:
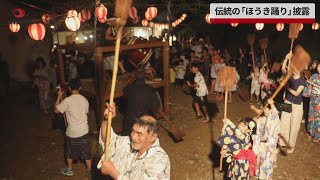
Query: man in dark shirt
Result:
<box><xmin>122</xmin><ymin>67</ymin><xmax>160</xmax><ymax>135</ymax></box>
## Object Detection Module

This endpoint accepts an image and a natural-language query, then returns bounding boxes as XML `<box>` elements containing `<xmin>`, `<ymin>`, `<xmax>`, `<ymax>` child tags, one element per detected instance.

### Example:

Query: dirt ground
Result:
<box><xmin>1</xmin><ymin>84</ymin><xmax>320</xmax><ymax>180</ymax></box>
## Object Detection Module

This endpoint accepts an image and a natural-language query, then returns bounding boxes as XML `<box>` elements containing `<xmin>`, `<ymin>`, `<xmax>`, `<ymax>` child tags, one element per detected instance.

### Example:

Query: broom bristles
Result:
<box><xmin>291</xmin><ymin>45</ymin><xmax>311</xmax><ymax>73</ymax></box>
<box><xmin>289</xmin><ymin>23</ymin><xmax>300</xmax><ymax>40</ymax></box>
<box><xmin>259</xmin><ymin>38</ymin><xmax>269</xmax><ymax>49</ymax></box>
<box><xmin>115</xmin><ymin>0</ymin><xmax>132</xmax><ymax>26</ymax></box>
<box><xmin>247</xmin><ymin>33</ymin><xmax>255</xmax><ymax>46</ymax></box>
<box><xmin>218</xmin><ymin>67</ymin><xmax>237</xmax><ymax>89</ymax></box>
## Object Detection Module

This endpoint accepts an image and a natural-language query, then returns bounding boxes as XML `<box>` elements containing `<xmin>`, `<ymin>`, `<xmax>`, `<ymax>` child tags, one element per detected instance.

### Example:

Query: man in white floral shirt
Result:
<box><xmin>98</xmin><ymin>103</ymin><xmax>170</xmax><ymax>180</ymax></box>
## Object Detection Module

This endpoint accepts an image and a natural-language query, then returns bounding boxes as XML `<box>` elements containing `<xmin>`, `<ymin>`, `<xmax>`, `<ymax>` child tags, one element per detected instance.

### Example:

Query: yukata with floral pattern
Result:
<box><xmin>218</xmin><ymin>119</ymin><xmax>256</xmax><ymax>180</ymax></box>
<box><xmin>303</xmin><ymin>72</ymin><xmax>320</xmax><ymax>140</ymax></box>
<box><xmin>252</xmin><ymin>106</ymin><xmax>280</xmax><ymax>180</ymax></box>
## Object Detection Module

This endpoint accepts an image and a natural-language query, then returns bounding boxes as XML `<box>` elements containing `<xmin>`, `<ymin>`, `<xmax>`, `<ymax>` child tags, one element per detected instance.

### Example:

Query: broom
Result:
<box><xmin>159</xmin><ymin>111</ymin><xmax>186</xmax><ymax>142</ymax></box>
<box><xmin>259</xmin><ymin>37</ymin><xmax>269</xmax><ymax>66</ymax></box>
<box><xmin>288</xmin><ymin>24</ymin><xmax>300</xmax><ymax>53</ymax></box>
<box><xmin>105</xmin><ymin>0</ymin><xmax>132</xmax><ymax>160</ymax></box>
<box><xmin>218</xmin><ymin>66</ymin><xmax>237</xmax><ymax>172</ymax></box>
<box><xmin>255</xmin><ymin>45</ymin><xmax>311</xmax><ymax>119</ymax></box>
<box><xmin>154</xmin><ymin>90</ymin><xmax>186</xmax><ymax>142</ymax></box>
<box><xmin>282</xmin><ymin>23</ymin><xmax>300</xmax><ymax>110</ymax></box>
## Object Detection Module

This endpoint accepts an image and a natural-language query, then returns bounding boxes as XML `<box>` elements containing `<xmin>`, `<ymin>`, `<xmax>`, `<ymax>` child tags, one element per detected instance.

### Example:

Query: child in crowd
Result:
<box><xmin>250</xmin><ymin>66</ymin><xmax>261</xmax><ymax>104</ymax></box>
<box><xmin>219</xmin><ymin>117</ymin><xmax>257</xmax><ymax>179</ymax></box>
<box><xmin>215</xmin><ymin>57</ymin><xmax>226</xmax><ymax>101</ymax></box>
<box><xmin>250</xmin><ymin>98</ymin><xmax>280</xmax><ymax>180</ymax></box>
<box><xmin>210</xmin><ymin>55</ymin><xmax>218</xmax><ymax>94</ymax></box>
<box><xmin>259</xmin><ymin>65</ymin><xmax>277</xmax><ymax>105</ymax></box>
<box><xmin>187</xmin><ymin>63</ymin><xmax>210</xmax><ymax>123</ymax></box>
<box><xmin>174</xmin><ymin>60</ymin><xmax>186</xmax><ymax>88</ymax></box>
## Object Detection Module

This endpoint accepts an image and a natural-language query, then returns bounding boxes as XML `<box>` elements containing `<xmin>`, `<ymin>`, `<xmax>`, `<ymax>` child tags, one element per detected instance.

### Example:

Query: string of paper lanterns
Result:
<box><xmin>143</xmin><ymin>13</ymin><xmax>186</xmax><ymax>29</ymax></box>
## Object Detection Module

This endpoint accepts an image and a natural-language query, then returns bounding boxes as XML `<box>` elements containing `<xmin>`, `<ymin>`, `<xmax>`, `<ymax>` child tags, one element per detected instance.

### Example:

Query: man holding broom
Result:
<box><xmin>97</xmin><ymin>103</ymin><xmax>170</xmax><ymax>179</ymax></box>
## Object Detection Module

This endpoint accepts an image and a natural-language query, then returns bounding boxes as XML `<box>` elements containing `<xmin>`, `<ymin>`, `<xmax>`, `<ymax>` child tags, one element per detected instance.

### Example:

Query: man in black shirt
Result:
<box><xmin>122</xmin><ymin>67</ymin><xmax>160</xmax><ymax>135</ymax></box>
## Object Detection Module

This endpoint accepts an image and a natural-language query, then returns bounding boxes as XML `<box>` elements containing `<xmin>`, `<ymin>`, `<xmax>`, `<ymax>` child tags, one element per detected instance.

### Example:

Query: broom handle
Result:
<box><xmin>255</xmin><ymin>71</ymin><xmax>292</xmax><ymax>118</ymax></box>
<box><xmin>105</xmin><ymin>26</ymin><xmax>124</xmax><ymax>160</ymax></box>
<box><xmin>219</xmin><ymin>156</ymin><xmax>223</xmax><ymax>171</ymax></box>
<box><xmin>224</xmin><ymin>87</ymin><xmax>228</xmax><ymax>119</ymax></box>
<box><xmin>220</xmin><ymin>86</ymin><xmax>228</xmax><ymax>172</ymax></box>
<box><xmin>290</xmin><ymin>39</ymin><xmax>294</xmax><ymax>52</ymax></box>
<box><xmin>263</xmin><ymin>49</ymin><xmax>268</xmax><ymax>66</ymax></box>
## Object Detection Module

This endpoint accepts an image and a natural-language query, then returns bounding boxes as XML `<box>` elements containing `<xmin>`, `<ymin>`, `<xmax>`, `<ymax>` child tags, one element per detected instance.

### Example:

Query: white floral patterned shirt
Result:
<box><xmin>97</xmin><ymin>128</ymin><xmax>170</xmax><ymax>180</ymax></box>
<box><xmin>194</xmin><ymin>72</ymin><xmax>209</xmax><ymax>97</ymax></box>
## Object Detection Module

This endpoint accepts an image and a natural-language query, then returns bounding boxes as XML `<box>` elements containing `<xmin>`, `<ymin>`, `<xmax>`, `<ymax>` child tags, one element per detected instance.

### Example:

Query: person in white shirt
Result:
<box><xmin>98</xmin><ymin>103</ymin><xmax>170</xmax><ymax>179</ymax></box>
<box><xmin>54</xmin><ymin>78</ymin><xmax>92</xmax><ymax>177</ymax></box>
<box><xmin>250</xmin><ymin>66</ymin><xmax>261</xmax><ymax>104</ymax></box>
<box><xmin>187</xmin><ymin>63</ymin><xmax>210</xmax><ymax>123</ymax></box>
<box><xmin>174</xmin><ymin>60</ymin><xmax>186</xmax><ymax>88</ymax></box>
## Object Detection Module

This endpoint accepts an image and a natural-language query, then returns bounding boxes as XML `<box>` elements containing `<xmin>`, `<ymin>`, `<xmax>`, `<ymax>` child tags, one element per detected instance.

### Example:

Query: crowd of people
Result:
<box><xmin>2</xmin><ymin>28</ymin><xmax>319</xmax><ymax>179</ymax></box>
<box><xmin>160</xmin><ymin>36</ymin><xmax>320</xmax><ymax>179</ymax></box>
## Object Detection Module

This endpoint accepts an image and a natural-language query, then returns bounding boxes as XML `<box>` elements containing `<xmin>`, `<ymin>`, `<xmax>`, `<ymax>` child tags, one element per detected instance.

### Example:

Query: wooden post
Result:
<box><xmin>96</xmin><ymin>47</ymin><xmax>105</xmax><ymax>125</ymax></box>
<box><xmin>163</xmin><ymin>42</ymin><xmax>169</xmax><ymax>115</ymax></box>
<box><xmin>57</xmin><ymin>49</ymin><xmax>65</xmax><ymax>84</ymax></box>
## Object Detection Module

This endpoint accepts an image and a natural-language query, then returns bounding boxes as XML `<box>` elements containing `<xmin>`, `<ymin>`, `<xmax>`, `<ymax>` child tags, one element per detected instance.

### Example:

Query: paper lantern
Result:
<box><xmin>154</xmin><ymin>23</ymin><xmax>160</xmax><ymax>28</ymax></box>
<box><xmin>13</xmin><ymin>8</ymin><xmax>25</xmax><ymax>18</ymax></box>
<box><xmin>129</xmin><ymin>7</ymin><xmax>137</xmax><ymax>19</ymax></box>
<box><xmin>28</xmin><ymin>23</ymin><xmax>46</xmax><ymax>40</ymax></box>
<box><xmin>98</xmin><ymin>17</ymin><xmax>107</xmax><ymax>23</ymax></box>
<box><xmin>142</xmin><ymin>20</ymin><xmax>148</xmax><ymax>27</ymax></box>
<box><xmin>42</xmin><ymin>14</ymin><xmax>52</xmax><ymax>24</ymax></box>
<box><xmin>95</xmin><ymin>5</ymin><xmax>107</xmax><ymax>19</ymax></box>
<box><xmin>255</xmin><ymin>23</ymin><xmax>264</xmax><ymax>30</ymax></box>
<box><xmin>149</xmin><ymin>22</ymin><xmax>154</xmax><ymax>28</ymax></box>
<box><xmin>231</xmin><ymin>23</ymin><xmax>238</xmax><ymax>27</ymax></box>
<box><xmin>9</xmin><ymin>23</ymin><xmax>20</xmax><ymax>32</ymax></box>
<box><xmin>132</xmin><ymin>16</ymin><xmax>139</xmax><ymax>24</ymax></box>
<box><xmin>65</xmin><ymin>16</ymin><xmax>81</xmax><ymax>31</ymax></box>
<box><xmin>146</xmin><ymin>7</ymin><xmax>157</xmax><ymax>19</ymax></box>
<box><xmin>177</xmin><ymin>19</ymin><xmax>182</xmax><ymax>23</ymax></box>
<box><xmin>182</xmin><ymin>14</ymin><xmax>187</xmax><ymax>18</ymax></box>
<box><xmin>312</xmin><ymin>23</ymin><xmax>319</xmax><ymax>30</ymax></box>
<box><xmin>180</xmin><ymin>16</ymin><xmax>185</xmax><ymax>21</ymax></box>
<box><xmin>78</xmin><ymin>13</ymin><xmax>86</xmax><ymax>23</ymax></box>
<box><xmin>205</xmin><ymin>14</ymin><xmax>210</xmax><ymax>24</ymax></box>
<box><xmin>299</xmin><ymin>23</ymin><xmax>303</xmax><ymax>31</ymax></box>
<box><xmin>81</xmin><ymin>9</ymin><xmax>91</xmax><ymax>20</ymax></box>
<box><xmin>164</xmin><ymin>24</ymin><xmax>169</xmax><ymax>29</ymax></box>
<box><xmin>276</xmin><ymin>23</ymin><xmax>284</xmax><ymax>31</ymax></box>
<box><xmin>67</xmin><ymin>10</ymin><xmax>77</xmax><ymax>17</ymax></box>
<box><xmin>145</xmin><ymin>11</ymin><xmax>152</xmax><ymax>21</ymax></box>
<box><xmin>172</xmin><ymin>22</ymin><xmax>177</xmax><ymax>27</ymax></box>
